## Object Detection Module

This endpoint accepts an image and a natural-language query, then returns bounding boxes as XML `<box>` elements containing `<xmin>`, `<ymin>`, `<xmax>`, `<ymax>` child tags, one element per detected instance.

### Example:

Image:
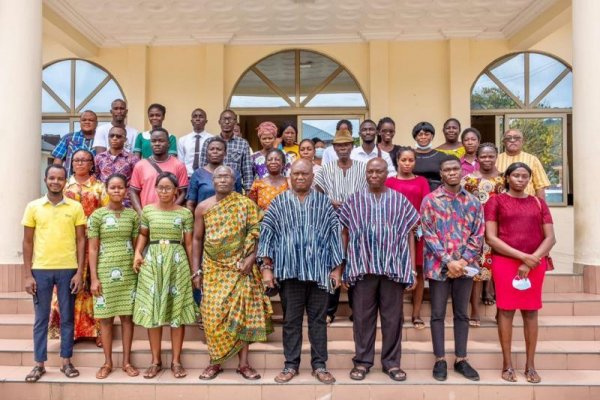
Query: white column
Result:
<box><xmin>573</xmin><ymin>1</ymin><xmax>600</xmax><ymax>269</ymax></box>
<box><xmin>0</xmin><ymin>1</ymin><xmax>42</xmax><ymax>265</ymax></box>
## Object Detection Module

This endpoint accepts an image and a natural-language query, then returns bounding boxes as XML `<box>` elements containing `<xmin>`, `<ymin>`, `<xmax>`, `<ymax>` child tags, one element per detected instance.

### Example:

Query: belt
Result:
<box><xmin>148</xmin><ymin>239</ymin><xmax>183</xmax><ymax>245</ymax></box>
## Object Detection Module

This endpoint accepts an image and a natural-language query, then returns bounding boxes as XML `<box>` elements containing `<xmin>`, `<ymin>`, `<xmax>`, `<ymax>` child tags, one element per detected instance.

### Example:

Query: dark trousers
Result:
<box><xmin>32</xmin><ymin>269</ymin><xmax>77</xmax><ymax>362</ymax></box>
<box><xmin>352</xmin><ymin>274</ymin><xmax>405</xmax><ymax>371</ymax></box>
<box><xmin>429</xmin><ymin>277</ymin><xmax>473</xmax><ymax>358</ymax></box>
<box><xmin>279</xmin><ymin>279</ymin><xmax>328</xmax><ymax>370</ymax></box>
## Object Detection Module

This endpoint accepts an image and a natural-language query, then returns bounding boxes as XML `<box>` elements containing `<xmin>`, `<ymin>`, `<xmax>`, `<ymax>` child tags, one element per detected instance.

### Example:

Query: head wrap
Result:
<box><xmin>257</xmin><ymin>121</ymin><xmax>278</xmax><ymax>139</ymax></box>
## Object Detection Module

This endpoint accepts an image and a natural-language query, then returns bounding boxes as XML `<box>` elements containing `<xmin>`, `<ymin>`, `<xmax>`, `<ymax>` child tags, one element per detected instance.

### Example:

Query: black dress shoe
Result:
<box><xmin>454</xmin><ymin>360</ymin><xmax>480</xmax><ymax>381</ymax></box>
<box><xmin>432</xmin><ymin>360</ymin><xmax>447</xmax><ymax>381</ymax></box>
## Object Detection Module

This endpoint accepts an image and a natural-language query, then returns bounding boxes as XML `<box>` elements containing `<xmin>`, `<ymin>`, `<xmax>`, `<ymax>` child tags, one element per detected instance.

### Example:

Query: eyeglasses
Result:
<box><xmin>156</xmin><ymin>186</ymin><xmax>175</xmax><ymax>192</ymax></box>
<box><xmin>504</xmin><ymin>136</ymin><xmax>523</xmax><ymax>142</ymax></box>
<box><xmin>109</xmin><ymin>134</ymin><xmax>125</xmax><ymax>138</ymax></box>
<box><xmin>220</xmin><ymin>117</ymin><xmax>236</xmax><ymax>122</ymax></box>
<box><xmin>72</xmin><ymin>159</ymin><xmax>93</xmax><ymax>163</ymax></box>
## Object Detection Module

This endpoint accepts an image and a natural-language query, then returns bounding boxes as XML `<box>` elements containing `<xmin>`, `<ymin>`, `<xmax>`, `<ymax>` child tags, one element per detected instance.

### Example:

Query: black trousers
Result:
<box><xmin>352</xmin><ymin>274</ymin><xmax>405</xmax><ymax>371</ymax></box>
<box><xmin>279</xmin><ymin>279</ymin><xmax>328</xmax><ymax>370</ymax></box>
<box><xmin>429</xmin><ymin>277</ymin><xmax>473</xmax><ymax>358</ymax></box>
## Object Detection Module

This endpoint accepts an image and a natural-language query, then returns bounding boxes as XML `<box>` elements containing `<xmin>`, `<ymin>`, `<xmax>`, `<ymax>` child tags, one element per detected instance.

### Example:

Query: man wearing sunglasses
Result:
<box><xmin>496</xmin><ymin>129</ymin><xmax>550</xmax><ymax>199</ymax></box>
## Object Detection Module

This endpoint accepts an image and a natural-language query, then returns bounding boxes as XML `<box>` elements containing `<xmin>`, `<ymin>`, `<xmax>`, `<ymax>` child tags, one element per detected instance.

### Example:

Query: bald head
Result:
<box><xmin>290</xmin><ymin>159</ymin><xmax>314</xmax><ymax>194</ymax></box>
<box><xmin>366</xmin><ymin>157</ymin><xmax>389</xmax><ymax>192</ymax></box>
<box><xmin>213</xmin><ymin>165</ymin><xmax>235</xmax><ymax>195</ymax></box>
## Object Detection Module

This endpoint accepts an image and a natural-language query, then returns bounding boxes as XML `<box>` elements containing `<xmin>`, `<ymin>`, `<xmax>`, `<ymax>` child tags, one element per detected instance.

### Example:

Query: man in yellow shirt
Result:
<box><xmin>22</xmin><ymin>164</ymin><xmax>86</xmax><ymax>382</ymax></box>
<box><xmin>496</xmin><ymin>129</ymin><xmax>550</xmax><ymax>199</ymax></box>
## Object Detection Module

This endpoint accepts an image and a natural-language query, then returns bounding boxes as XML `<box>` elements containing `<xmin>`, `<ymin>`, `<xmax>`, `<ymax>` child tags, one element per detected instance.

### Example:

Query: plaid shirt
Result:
<box><xmin>199</xmin><ymin>133</ymin><xmax>253</xmax><ymax>191</ymax></box>
<box><xmin>51</xmin><ymin>131</ymin><xmax>96</xmax><ymax>176</ymax></box>
<box><xmin>420</xmin><ymin>186</ymin><xmax>484</xmax><ymax>281</ymax></box>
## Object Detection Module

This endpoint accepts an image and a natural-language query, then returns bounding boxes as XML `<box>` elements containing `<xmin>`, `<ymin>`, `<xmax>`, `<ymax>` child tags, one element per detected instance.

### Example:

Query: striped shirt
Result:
<box><xmin>313</xmin><ymin>160</ymin><xmax>368</xmax><ymax>203</ymax></box>
<box><xmin>339</xmin><ymin>189</ymin><xmax>419</xmax><ymax>285</ymax></box>
<box><xmin>257</xmin><ymin>190</ymin><xmax>344</xmax><ymax>290</ymax></box>
<box><xmin>496</xmin><ymin>151</ymin><xmax>550</xmax><ymax>196</ymax></box>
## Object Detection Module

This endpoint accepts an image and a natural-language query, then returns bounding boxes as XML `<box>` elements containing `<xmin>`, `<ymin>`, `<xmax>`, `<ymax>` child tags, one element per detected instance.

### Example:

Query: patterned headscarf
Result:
<box><xmin>256</xmin><ymin>121</ymin><xmax>278</xmax><ymax>139</ymax></box>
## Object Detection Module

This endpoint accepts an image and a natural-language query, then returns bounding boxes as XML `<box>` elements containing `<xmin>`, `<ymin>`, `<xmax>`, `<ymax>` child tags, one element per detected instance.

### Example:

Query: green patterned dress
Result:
<box><xmin>133</xmin><ymin>205</ymin><xmax>196</xmax><ymax>328</ymax></box>
<box><xmin>87</xmin><ymin>207</ymin><xmax>139</xmax><ymax>319</ymax></box>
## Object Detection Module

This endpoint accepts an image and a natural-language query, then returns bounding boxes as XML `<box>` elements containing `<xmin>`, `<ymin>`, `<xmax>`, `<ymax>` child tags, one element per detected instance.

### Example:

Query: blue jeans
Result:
<box><xmin>32</xmin><ymin>269</ymin><xmax>76</xmax><ymax>362</ymax></box>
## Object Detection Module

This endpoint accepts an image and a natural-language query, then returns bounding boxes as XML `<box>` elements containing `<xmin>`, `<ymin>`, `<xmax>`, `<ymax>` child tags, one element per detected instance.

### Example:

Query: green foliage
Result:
<box><xmin>471</xmin><ymin>87</ymin><xmax>518</xmax><ymax>110</ymax></box>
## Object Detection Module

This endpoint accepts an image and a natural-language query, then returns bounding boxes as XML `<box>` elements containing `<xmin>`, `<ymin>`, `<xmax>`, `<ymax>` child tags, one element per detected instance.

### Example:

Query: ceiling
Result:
<box><xmin>44</xmin><ymin>0</ymin><xmax>559</xmax><ymax>46</ymax></box>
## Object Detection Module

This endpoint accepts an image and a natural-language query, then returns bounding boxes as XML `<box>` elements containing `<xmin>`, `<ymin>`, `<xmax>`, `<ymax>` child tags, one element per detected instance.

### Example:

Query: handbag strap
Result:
<box><xmin>147</xmin><ymin>157</ymin><xmax>164</xmax><ymax>175</ymax></box>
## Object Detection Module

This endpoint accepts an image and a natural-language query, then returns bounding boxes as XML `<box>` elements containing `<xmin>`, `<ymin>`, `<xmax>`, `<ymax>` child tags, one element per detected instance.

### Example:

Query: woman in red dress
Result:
<box><xmin>484</xmin><ymin>162</ymin><xmax>556</xmax><ymax>384</ymax></box>
<box><xmin>385</xmin><ymin>147</ymin><xmax>430</xmax><ymax>330</ymax></box>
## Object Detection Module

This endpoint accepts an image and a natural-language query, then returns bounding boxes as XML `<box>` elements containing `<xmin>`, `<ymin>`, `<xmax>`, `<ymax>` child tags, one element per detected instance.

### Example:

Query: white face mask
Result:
<box><xmin>512</xmin><ymin>276</ymin><xmax>532</xmax><ymax>291</ymax></box>
<box><xmin>415</xmin><ymin>142</ymin><xmax>433</xmax><ymax>151</ymax></box>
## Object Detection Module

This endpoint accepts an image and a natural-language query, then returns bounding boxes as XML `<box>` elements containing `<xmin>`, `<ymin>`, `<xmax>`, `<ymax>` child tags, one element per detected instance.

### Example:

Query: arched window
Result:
<box><xmin>471</xmin><ymin>52</ymin><xmax>572</xmax><ymax>206</ymax></box>
<box><xmin>228</xmin><ymin>50</ymin><xmax>367</xmax><ymax>150</ymax></box>
<box><xmin>41</xmin><ymin>59</ymin><xmax>125</xmax><ymax>154</ymax></box>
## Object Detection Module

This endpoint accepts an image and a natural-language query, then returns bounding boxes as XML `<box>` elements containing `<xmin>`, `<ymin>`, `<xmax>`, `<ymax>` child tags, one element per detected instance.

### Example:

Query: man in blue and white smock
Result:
<box><xmin>258</xmin><ymin>159</ymin><xmax>344</xmax><ymax>385</ymax></box>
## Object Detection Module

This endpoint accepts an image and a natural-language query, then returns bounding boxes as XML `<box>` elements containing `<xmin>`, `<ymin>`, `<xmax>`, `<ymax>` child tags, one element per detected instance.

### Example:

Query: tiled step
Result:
<box><xmin>3</xmin><ymin>291</ymin><xmax>599</xmax><ymax>317</ymax></box>
<box><xmin>2</xmin><ymin>314</ymin><xmax>600</xmax><ymax>341</ymax></box>
<box><xmin>1</xmin><ymin>338</ymin><xmax>599</xmax><ymax>371</ymax></box>
<box><xmin>0</xmin><ymin>366</ymin><xmax>598</xmax><ymax>400</ymax></box>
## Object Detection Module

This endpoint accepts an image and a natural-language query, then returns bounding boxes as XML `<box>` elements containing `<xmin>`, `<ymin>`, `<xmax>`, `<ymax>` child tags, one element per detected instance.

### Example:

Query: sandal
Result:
<box><xmin>525</xmin><ymin>368</ymin><xmax>541</xmax><ymax>383</ymax></box>
<box><xmin>501</xmin><ymin>367</ymin><xmax>517</xmax><ymax>382</ymax></box>
<box><xmin>143</xmin><ymin>363</ymin><xmax>162</xmax><ymax>379</ymax></box>
<box><xmin>469</xmin><ymin>318</ymin><xmax>481</xmax><ymax>327</ymax></box>
<box><xmin>412</xmin><ymin>317</ymin><xmax>426</xmax><ymax>330</ymax></box>
<box><xmin>60</xmin><ymin>363</ymin><xmax>80</xmax><ymax>378</ymax></box>
<box><xmin>198</xmin><ymin>364</ymin><xmax>223</xmax><ymax>380</ymax></box>
<box><xmin>274</xmin><ymin>367</ymin><xmax>298</xmax><ymax>383</ymax></box>
<box><xmin>25</xmin><ymin>365</ymin><xmax>46</xmax><ymax>383</ymax></box>
<box><xmin>236</xmin><ymin>365</ymin><xmax>261</xmax><ymax>380</ymax></box>
<box><xmin>312</xmin><ymin>367</ymin><xmax>336</xmax><ymax>384</ymax></box>
<box><xmin>349</xmin><ymin>366</ymin><xmax>368</xmax><ymax>381</ymax></box>
<box><xmin>383</xmin><ymin>367</ymin><xmax>407</xmax><ymax>382</ymax></box>
<box><xmin>122</xmin><ymin>364</ymin><xmax>139</xmax><ymax>377</ymax></box>
<box><xmin>171</xmin><ymin>363</ymin><xmax>187</xmax><ymax>379</ymax></box>
<box><xmin>482</xmin><ymin>294</ymin><xmax>496</xmax><ymax>306</ymax></box>
<box><xmin>96</xmin><ymin>364</ymin><xmax>112</xmax><ymax>379</ymax></box>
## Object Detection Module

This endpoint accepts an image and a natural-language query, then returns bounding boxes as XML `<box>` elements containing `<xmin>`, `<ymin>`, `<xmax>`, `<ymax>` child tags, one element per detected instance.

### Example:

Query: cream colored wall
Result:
<box><xmin>41</xmin><ymin>21</ymin><xmax>575</xmax><ymax>271</ymax></box>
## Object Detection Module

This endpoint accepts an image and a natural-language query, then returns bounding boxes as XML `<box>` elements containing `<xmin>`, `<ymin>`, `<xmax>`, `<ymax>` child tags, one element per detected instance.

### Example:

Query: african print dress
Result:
<box><xmin>48</xmin><ymin>176</ymin><xmax>107</xmax><ymax>339</ymax></box>
<box><xmin>87</xmin><ymin>208</ymin><xmax>139</xmax><ymax>318</ymax></box>
<box><xmin>247</xmin><ymin>179</ymin><xmax>289</xmax><ymax>211</ymax></box>
<box><xmin>201</xmin><ymin>192</ymin><xmax>273</xmax><ymax>364</ymax></box>
<box><xmin>133</xmin><ymin>205</ymin><xmax>196</xmax><ymax>328</ymax></box>
<box><xmin>462</xmin><ymin>174</ymin><xmax>505</xmax><ymax>281</ymax></box>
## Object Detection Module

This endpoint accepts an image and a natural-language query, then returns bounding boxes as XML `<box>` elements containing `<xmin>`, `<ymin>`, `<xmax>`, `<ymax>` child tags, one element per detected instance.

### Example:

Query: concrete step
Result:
<box><xmin>2</xmin><ymin>314</ymin><xmax>600</xmax><ymax>342</ymax></box>
<box><xmin>1</xmin><ymin>338</ymin><xmax>599</xmax><ymax>371</ymax></box>
<box><xmin>3</xmin><ymin>291</ymin><xmax>599</xmax><ymax>317</ymax></box>
<box><xmin>0</xmin><ymin>366</ymin><xmax>598</xmax><ymax>400</ymax></box>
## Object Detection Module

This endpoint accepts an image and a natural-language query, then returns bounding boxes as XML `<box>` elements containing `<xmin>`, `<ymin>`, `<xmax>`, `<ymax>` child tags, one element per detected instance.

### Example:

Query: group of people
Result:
<box><xmin>22</xmin><ymin>98</ymin><xmax>555</xmax><ymax>386</ymax></box>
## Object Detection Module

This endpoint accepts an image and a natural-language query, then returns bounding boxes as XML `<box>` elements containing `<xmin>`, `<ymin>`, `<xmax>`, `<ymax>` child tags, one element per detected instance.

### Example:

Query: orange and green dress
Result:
<box><xmin>461</xmin><ymin>173</ymin><xmax>505</xmax><ymax>281</ymax></box>
<box><xmin>201</xmin><ymin>192</ymin><xmax>273</xmax><ymax>364</ymax></box>
<box><xmin>48</xmin><ymin>175</ymin><xmax>107</xmax><ymax>340</ymax></box>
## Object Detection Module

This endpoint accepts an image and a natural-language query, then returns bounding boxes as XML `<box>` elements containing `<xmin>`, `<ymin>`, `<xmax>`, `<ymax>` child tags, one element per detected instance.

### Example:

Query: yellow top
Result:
<box><xmin>282</xmin><ymin>144</ymin><xmax>299</xmax><ymax>161</ymax></box>
<box><xmin>21</xmin><ymin>196</ymin><xmax>86</xmax><ymax>269</ymax></box>
<box><xmin>436</xmin><ymin>146</ymin><xmax>466</xmax><ymax>158</ymax></box>
<box><xmin>496</xmin><ymin>151</ymin><xmax>551</xmax><ymax>196</ymax></box>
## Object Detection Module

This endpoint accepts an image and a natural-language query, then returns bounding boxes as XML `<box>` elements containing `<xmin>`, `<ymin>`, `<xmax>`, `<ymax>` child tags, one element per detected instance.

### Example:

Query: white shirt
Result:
<box><xmin>321</xmin><ymin>146</ymin><xmax>339</xmax><ymax>164</ymax></box>
<box><xmin>350</xmin><ymin>145</ymin><xmax>396</xmax><ymax>177</ymax></box>
<box><xmin>93</xmin><ymin>122</ymin><xmax>138</xmax><ymax>152</ymax></box>
<box><xmin>177</xmin><ymin>130</ymin><xmax>213</xmax><ymax>176</ymax></box>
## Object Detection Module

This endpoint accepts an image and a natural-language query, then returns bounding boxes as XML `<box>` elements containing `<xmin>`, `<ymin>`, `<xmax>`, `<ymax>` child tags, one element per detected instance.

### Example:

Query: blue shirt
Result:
<box><xmin>258</xmin><ymin>190</ymin><xmax>344</xmax><ymax>290</ymax></box>
<box><xmin>186</xmin><ymin>167</ymin><xmax>243</xmax><ymax>204</ymax></box>
<box><xmin>51</xmin><ymin>131</ymin><xmax>96</xmax><ymax>176</ymax></box>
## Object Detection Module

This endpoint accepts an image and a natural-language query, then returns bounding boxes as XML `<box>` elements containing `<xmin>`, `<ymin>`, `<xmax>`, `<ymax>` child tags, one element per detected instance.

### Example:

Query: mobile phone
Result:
<box><xmin>329</xmin><ymin>277</ymin><xmax>337</xmax><ymax>294</ymax></box>
<box><xmin>32</xmin><ymin>293</ymin><xmax>39</xmax><ymax>305</ymax></box>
